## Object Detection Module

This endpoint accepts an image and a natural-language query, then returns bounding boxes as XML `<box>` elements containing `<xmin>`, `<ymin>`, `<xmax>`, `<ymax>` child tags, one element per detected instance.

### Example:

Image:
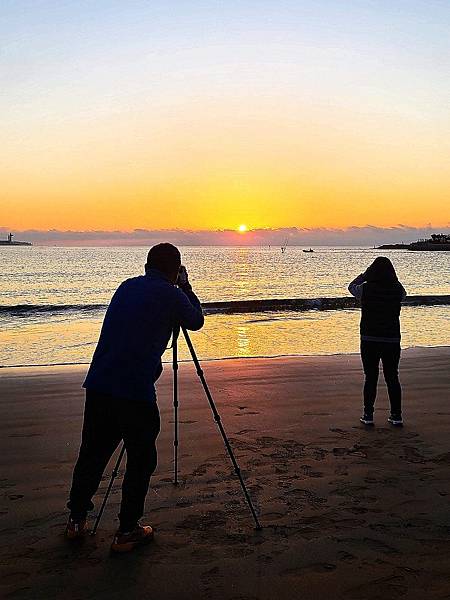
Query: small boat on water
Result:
<box><xmin>281</xmin><ymin>238</ymin><xmax>289</xmax><ymax>253</ymax></box>
<box><xmin>303</xmin><ymin>248</ymin><xmax>314</xmax><ymax>253</ymax></box>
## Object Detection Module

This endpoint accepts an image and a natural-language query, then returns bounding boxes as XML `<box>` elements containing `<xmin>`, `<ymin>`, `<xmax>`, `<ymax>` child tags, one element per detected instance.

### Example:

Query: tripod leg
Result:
<box><xmin>173</xmin><ymin>335</ymin><xmax>179</xmax><ymax>485</ymax></box>
<box><xmin>181</xmin><ymin>327</ymin><xmax>262</xmax><ymax>530</ymax></box>
<box><xmin>90</xmin><ymin>444</ymin><xmax>126</xmax><ymax>536</ymax></box>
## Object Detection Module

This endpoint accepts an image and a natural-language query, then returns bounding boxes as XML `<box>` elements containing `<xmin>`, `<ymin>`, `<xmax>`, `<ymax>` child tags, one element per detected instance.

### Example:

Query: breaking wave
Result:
<box><xmin>1</xmin><ymin>295</ymin><xmax>449</xmax><ymax>318</ymax></box>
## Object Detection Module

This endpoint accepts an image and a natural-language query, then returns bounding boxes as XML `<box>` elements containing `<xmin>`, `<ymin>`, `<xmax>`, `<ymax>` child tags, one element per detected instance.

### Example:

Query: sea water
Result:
<box><xmin>1</xmin><ymin>246</ymin><xmax>449</xmax><ymax>367</ymax></box>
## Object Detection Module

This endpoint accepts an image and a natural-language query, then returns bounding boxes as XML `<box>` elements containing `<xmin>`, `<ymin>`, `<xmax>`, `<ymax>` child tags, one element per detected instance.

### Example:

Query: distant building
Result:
<box><xmin>0</xmin><ymin>232</ymin><xmax>32</xmax><ymax>246</ymax></box>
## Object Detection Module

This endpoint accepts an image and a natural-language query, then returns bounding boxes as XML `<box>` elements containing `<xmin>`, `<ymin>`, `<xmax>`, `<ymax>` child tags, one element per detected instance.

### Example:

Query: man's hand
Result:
<box><xmin>176</xmin><ymin>265</ymin><xmax>191</xmax><ymax>291</ymax></box>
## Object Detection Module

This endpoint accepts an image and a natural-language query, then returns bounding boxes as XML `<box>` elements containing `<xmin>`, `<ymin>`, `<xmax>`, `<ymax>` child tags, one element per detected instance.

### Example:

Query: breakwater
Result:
<box><xmin>1</xmin><ymin>295</ymin><xmax>449</xmax><ymax>318</ymax></box>
<box><xmin>202</xmin><ymin>295</ymin><xmax>450</xmax><ymax>314</ymax></box>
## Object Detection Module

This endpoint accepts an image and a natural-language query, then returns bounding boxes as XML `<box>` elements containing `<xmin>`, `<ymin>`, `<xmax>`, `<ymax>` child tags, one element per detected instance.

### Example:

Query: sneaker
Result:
<box><xmin>388</xmin><ymin>415</ymin><xmax>403</xmax><ymax>426</ymax></box>
<box><xmin>360</xmin><ymin>414</ymin><xmax>374</xmax><ymax>426</ymax></box>
<box><xmin>65</xmin><ymin>517</ymin><xmax>88</xmax><ymax>540</ymax></box>
<box><xmin>110</xmin><ymin>524</ymin><xmax>154</xmax><ymax>553</ymax></box>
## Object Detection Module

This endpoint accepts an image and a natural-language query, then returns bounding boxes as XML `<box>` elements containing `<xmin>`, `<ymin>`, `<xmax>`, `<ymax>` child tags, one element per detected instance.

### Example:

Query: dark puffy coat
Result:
<box><xmin>360</xmin><ymin>281</ymin><xmax>405</xmax><ymax>340</ymax></box>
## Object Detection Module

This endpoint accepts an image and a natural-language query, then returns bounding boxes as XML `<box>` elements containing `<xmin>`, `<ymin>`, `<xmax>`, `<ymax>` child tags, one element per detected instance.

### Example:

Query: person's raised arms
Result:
<box><xmin>348</xmin><ymin>272</ymin><xmax>367</xmax><ymax>300</ymax></box>
<box><xmin>174</xmin><ymin>265</ymin><xmax>204</xmax><ymax>331</ymax></box>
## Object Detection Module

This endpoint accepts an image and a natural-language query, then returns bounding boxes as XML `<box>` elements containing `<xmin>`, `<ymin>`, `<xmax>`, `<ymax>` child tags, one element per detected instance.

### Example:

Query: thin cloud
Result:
<box><xmin>0</xmin><ymin>225</ymin><xmax>449</xmax><ymax>247</ymax></box>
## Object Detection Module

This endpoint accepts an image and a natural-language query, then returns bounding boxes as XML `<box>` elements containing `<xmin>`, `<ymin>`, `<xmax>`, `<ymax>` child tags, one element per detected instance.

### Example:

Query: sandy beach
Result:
<box><xmin>1</xmin><ymin>347</ymin><xmax>450</xmax><ymax>600</ymax></box>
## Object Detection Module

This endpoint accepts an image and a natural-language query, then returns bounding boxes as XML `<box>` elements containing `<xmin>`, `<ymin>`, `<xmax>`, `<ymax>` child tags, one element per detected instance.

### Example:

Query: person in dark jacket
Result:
<box><xmin>348</xmin><ymin>257</ymin><xmax>406</xmax><ymax>427</ymax></box>
<box><xmin>66</xmin><ymin>243</ymin><xmax>204</xmax><ymax>552</ymax></box>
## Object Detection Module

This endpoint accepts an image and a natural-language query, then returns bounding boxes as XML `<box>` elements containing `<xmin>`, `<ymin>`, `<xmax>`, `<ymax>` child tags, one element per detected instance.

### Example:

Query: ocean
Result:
<box><xmin>1</xmin><ymin>246</ymin><xmax>449</xmax><ymax>368</ymax></box>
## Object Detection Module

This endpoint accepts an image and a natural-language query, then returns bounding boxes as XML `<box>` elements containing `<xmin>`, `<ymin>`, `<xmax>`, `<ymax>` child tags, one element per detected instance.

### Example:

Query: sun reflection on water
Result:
<box><xmin>237</xmin><ymin>325</ymin><xmax>250</xmax><ymax>355</ymax></box>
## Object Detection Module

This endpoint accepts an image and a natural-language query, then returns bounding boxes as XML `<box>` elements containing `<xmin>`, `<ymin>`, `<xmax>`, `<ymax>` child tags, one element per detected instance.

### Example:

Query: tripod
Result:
<box><xmin>173</xmin><ymin>327</ymin><xmax>262</xmax><ymax>530</ymax></box>
<box><xmin>172</xmin><ymin>325</ymin><xmax>180</xmax><ymax>486</ymax></box>
<box><xmin>91</xmin><ymin>444</ymin><xmax>125</xmax><ymax>536</ymax></box>
<box><xmin>91</xmin><ymin>327</ymin><xmax>262</xmax><ymax>534</ymax></box>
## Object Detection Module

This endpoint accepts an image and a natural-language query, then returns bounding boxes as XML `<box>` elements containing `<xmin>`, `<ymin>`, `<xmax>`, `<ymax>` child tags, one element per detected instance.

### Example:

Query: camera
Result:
<box><xmin>176</xmin><ymin>265</ymin><xmax>188</xmax><ymax>287</ymax></box>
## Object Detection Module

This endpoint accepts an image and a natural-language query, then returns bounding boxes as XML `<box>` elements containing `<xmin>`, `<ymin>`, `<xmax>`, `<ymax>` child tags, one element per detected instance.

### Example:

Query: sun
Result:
<box><xmin>238</xmin><ymin>224</ymin><xmax>248</xmax><ymax>233</ymax></box>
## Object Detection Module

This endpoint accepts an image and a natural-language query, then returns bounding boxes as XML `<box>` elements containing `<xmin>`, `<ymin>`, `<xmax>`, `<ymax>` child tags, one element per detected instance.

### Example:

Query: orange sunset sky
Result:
<box><xmin>1</xmin><ymin>1</ymin><xmax>449</xmax><ymax>233</ymax></box>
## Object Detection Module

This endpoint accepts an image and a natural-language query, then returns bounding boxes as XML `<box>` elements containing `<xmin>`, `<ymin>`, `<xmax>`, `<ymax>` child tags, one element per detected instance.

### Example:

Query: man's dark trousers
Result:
<box><xmin>68</xmin><ymin>389</ymin><xmax>160</xmax><ymax>532</ymax></box>
<box><xmin>361</xmin><ymin>340</ymin><xmax>402</xmax><ymax>417</ymax></box>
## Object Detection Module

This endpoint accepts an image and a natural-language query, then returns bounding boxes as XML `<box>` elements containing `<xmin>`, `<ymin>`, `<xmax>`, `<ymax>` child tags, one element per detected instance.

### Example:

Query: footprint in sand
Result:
<box><xmin>431</xmin><ymin>451</ymin><xmax>450</xmax><ymax>464</ymax></box>
<box><xmin>343</xmin><ymin>536</ymin><xmax>399</xmax><ymax>555</ymax></box>
<box><xmin>300</xmin><ymin>464</ymin><xmax>324</xmax><ymax>478</ymax></box>
<box><xmin>176</xmin><ymin>510</ymin><xmax>226</xmax><ymax>531</ymax></box>
<box><xmin>262</xmin><ymin>512</ymin><xmax>285</xmax><ymax>522</ymax></box>
<box><xmin>402</xmin><ymin>446</ymin><xmax>429</xmax><ymax>464</ymax></box>
<box><xmin>329</xmin><ymin>427</ymin><xmax>350</xmax><ymax>435</ymax></box>
<box><xmin>335</xmin><ymin>465</ymin><xmax>349</xmax><ymax>475</ymax></box>
<box><xmin>348</xmin><ymin>506</ymin><xmax>369</xmax><ymax>515</ymax></box>
<box><xmin>192</xmin><ymin>464</ymin><xmax>209</xmax><ymax>476</ymax></box>
<box><xmin>333</xmin><ymin>445</ymin><xmax>367</xmax><ymax>458</ymax></box>
<box><xmin>346</xmin><ymin>574</ymin><xmax>407</xmax><ymax>599</ymax></box>
<box><xmin>282</xmin><ymin>488</ymin><xmax>327</xmax><ymax>509</ymax></box>
<box><xmin>338</xmin><ymin>550</ymin><xmax>356</xmax><ymax>562</ymax></box>
<box><xmin>330</xmin><ymin>484</ymin><xmax>370</xmax><ymax>498</ymax></box>
<box><xmin>0</xmin><ymin>479</ymin><xmax>16</xmax><ymax>490</ymax></box>
<box><xmin>311</xmin><ymin>447</ymin><xmax>328</xmax><ymax>461</ymax></box>
<box><xmin>223</xmin><ymin>500</ymin><xmax>240</xmax><ymax>510</ymax></box>
<box><xmin>175</xmin><ymin>498</ymin><xmax>193</xmax><ymax>508</ymax></box>
<box><xmin>275</xmin><ymin>467</ymin><xmax>289</xmax><ymax>475</ymax></box>
<box><xmin>281</xmin><ymin>563</ymin><xmax>337</xmax><ymax>577</ymax></box>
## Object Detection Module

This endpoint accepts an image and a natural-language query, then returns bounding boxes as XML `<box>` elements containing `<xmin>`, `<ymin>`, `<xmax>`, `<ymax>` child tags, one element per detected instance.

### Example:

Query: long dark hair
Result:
<box><xmin>365</xmin><ymin>256</ymin><xmax>399</xmax><ymax>284</ymax></box>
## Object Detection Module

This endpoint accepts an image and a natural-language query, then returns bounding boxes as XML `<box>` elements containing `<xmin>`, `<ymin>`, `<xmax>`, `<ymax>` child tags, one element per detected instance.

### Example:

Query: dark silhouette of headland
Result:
<box><xmin>0</xmin><ymin>232</ymin><xmax>32</xmax><ymax>246</ymax></box>
<box><xmin>378</xmin><ymin>233</ymin><xmax>450</xmax><ymax>251</ymax></box>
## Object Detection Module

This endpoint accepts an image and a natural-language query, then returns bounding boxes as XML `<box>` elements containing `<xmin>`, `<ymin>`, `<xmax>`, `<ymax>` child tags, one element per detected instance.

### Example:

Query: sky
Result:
<box><xmin>1</xmin><ymin>1</ymin><xmax>449</xmax><ymax>237</ymax></box>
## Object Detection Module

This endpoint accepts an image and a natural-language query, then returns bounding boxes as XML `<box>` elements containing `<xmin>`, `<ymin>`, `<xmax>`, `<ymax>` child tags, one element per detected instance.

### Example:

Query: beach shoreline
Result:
<box><xmin>1</xmin><ymin>347</ymin><xmax>450</xmax><ymax>599</ymax></box>
<box><xmin>2</xmin><ymin>343</ymin><xmax>449</xmax><ymax>372</ymax></box>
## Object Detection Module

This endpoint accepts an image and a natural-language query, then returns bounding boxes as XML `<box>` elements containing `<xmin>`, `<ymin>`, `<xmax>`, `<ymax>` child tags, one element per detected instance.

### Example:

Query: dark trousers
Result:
<box><xmin>68</xmin><ymin>390</ymin><xmax>160</xmax><ymax>532</ymax></box>
<box><xmin>360</xmin><ymin>340</ymin><xmax>402</xmax><ymax>417</ymax></box>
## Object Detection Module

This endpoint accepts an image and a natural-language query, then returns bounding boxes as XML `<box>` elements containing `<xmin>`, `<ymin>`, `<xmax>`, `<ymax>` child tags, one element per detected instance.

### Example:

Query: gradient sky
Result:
<box><xmin>1</xmin><ymin>1</ymin><xmax>449</xmax><ymax>232</ymax></box>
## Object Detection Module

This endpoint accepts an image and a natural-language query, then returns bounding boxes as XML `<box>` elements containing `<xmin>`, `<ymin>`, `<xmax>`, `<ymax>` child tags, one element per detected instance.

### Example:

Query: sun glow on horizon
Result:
<box><xmin>238</xmin><ymin>224</ymin><xmax>248</xmax><ymax>233</ymax></box>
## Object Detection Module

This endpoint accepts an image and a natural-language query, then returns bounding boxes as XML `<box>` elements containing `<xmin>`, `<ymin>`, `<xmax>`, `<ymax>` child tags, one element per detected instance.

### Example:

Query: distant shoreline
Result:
<box><xmin>0</xmin><ymin>241</ymin><xmax>32</xmax><ymax>246</ymax></box>
<box><xmin>378</xmin><ymin>243</ymin><xmax>450</xmax><ymax>251</ymax></box>
<box><xmin>378</xmin><ymin>234</ymin><xmax>450</xmax><ymax>251</ymax></box>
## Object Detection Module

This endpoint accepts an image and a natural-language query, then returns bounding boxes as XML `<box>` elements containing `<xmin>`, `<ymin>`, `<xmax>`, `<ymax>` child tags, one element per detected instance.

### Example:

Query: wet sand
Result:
<box><xmin>1</xmin><ymin>347</ymin><xmax>450</xmax><ymax>600</ymax></box>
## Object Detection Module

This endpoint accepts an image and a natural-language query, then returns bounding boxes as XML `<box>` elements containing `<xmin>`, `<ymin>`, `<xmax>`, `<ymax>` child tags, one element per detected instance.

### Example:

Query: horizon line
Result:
<box><xmin>1</xmin><ymin>224</ymin><xmax>449</xmax><ymax>247</ymax></box>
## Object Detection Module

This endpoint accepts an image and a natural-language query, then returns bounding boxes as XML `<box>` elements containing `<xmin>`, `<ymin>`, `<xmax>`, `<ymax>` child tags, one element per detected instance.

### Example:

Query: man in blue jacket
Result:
<box><xmin>66</xmin><ymin>243</ymin><xmax>204</xmax><ymax>552</ymax></box>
